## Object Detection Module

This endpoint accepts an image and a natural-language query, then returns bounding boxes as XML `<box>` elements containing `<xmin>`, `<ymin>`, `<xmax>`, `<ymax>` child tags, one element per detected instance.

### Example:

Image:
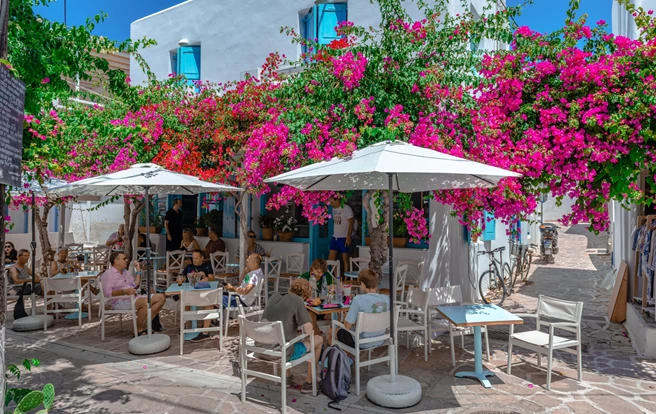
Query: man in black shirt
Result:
<box><xmin>165</xmin><ymin>199</ymin><xmax>183</xmax><ymax>251</ymax></box>
<box><xmin>182</xmin><ymin>251</ymin><xmax>214</xmax><ymax>282</ymax></box>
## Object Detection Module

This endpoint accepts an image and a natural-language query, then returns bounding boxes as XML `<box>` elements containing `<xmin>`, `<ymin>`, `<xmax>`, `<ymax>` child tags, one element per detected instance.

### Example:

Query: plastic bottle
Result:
<box><xmin>320</xmin><ymin>276</ymin><xmax>327</xmax><ymax>301</ymax></box>
<box><xmin>335</xmin><ymin>272</ymin><xmax>343</xmax><ymax>304</ymax></box>
<box><xmin>310</xmin><ymin>274</ymin><xmax>318</xmax><ymax>298</ymax></box>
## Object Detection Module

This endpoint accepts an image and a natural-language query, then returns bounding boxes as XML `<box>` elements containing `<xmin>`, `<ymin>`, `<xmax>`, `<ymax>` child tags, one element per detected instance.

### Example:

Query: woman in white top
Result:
<box><xmin>180</xmin><ymin>228</ymin><xmax>201</xmax><ymax>252</ymax></box>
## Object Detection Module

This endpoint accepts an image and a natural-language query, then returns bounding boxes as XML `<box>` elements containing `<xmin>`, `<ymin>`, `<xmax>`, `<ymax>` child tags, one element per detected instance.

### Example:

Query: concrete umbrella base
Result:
<box><xmin>366</xmin><ymin>375</ymin><xmax>422</xmax><ymax>408</ymax></box>
<box><xmin>12</xmin><ymin>315</ymin><xmax>54</xmax><ymax>332</ymax></box>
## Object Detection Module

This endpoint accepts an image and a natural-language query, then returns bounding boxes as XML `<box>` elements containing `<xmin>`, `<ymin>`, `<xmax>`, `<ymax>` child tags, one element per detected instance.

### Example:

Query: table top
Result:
<box><xmin>52</xmin><ymin>271</ymin><xmax>100</xmax><ymax>280</ymax></box>
<box><xmin>436</xmin><ymin>304</ymin><xmax>524</xmax><ymax>328</ymax></box>
<box><xmin>164</xmin><ymin>281</ymin><xmax>221</xmax><ymax>295</ymax></box>
<box><xmin>306</xmin><ymin>304</ymin><xmax>350</xmax><ymax>316</ymax></box>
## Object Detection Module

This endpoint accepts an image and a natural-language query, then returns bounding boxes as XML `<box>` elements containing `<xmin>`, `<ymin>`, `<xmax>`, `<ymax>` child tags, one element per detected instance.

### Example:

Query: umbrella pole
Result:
<box><xmin>144</xmin><ymin>186</ymin><xmax>152</xmax><ymax>338</ymax></box>
<box><xmin>387</xmin><ymin>174</ymin><xmax>396</xmax><ymax>382</ymax></box>
<box><xmin>30</xmin><ymin>192</ymin><xmax>36</xmax><ymax>316</ymax></box>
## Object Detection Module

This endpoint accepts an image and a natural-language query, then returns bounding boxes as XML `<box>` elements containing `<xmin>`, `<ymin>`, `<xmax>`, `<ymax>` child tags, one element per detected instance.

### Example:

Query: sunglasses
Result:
<box><xmin>248</xmin><ymin>235</ymin><xmax>256</xmax><ymax>238</ymax></box>
<box><xmin>4</xmin><ymin>246</ymin><xmax>11</xmax><ymax>249</ymax></box>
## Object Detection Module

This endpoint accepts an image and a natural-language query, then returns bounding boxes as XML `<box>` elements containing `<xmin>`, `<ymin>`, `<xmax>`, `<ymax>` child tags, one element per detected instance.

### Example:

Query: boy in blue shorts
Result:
<box><xmin>328</xmin><ymin>197</ymin><xmax>355</xmax><ymax>274</ymax></box>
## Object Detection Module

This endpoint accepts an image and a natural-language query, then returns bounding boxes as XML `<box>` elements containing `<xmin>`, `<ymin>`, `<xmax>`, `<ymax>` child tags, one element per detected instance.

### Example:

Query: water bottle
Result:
<box><xmin>310</xmin><ymin>274</ymin><xmax>318</xmax><ymax>298</ymax></box>
<box><xmin>335</xmin><ymin>273</ymin><xmax>343</xmax><ymax>304</ymax></box>
<box><xmin>320</xmin><ymin>277</ymin><xmax>327</xmax><ymax>301</ymax></box>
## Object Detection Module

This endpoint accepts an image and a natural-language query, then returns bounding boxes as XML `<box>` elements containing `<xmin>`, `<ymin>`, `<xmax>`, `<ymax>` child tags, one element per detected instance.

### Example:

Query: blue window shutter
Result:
<box><xmin>301</xmin><ymin>8</ymin><xmax>317</xmax><ymax>55</ymax></box>
<box><xmin>481</xmin><ymin>211</ymin><xmax>496</xmax><ymax>241</ymax></box>
<box><xmin>317</xmin><ymin>3</ymin><xmax>347</xmax><ymax>45</ymax></box>
<box><xmin>177</xmin><ymin>46</ymin><xmax>201</xmax><ymax>84</ymax></box>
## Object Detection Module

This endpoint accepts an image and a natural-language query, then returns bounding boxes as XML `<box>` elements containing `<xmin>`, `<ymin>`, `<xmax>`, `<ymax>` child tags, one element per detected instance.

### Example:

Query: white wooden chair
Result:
<box><xmin>349</xmin><ymin>257</ymin><xmax>369</xmax><ymax>279</ymax></box>
<box><xmin>331</xmin><ymin>311</ymin><xmax>395</xmax><ymax>396</ymax></box>
<box><xmin>278</xmin><ymin>253</ymin><xmax>304</xmax><ymax>290</ymax></box>
<box><xmin>98</xmin><ymin>280</ymin><xmax>138</xmax><ymax>341</ymax></box>
<box><xmin>155</xmin><ymin>250</ymin><xmax>183</xmax><ymax>290</ymax></box>
<box><xmin>210</xmin><ymin>251</ymin><xmax>236</xmax><ymax>282</ymax></box>
<box><xmin>224</xmin><ymin>276</ymin><xmax>264</xmax><ymax>339</ymax></box>
<box><xmin>43</xmin><ymin>277</ymin><xmax>91</xmax><ymax>329</ymax></box>
<box><xmin>90</xmin><ymin>245</ymin><xmax>111</xmax><ymax>271</ymax></box>
<box><xmin>398</xmin><ymin>259</ymin><xmax>423</xmax><ymax>287</ymax></box>
<box><xmin>135</xmin><ymin>247</ymin><xmax>148</xmax><ymax>261</ymax></box>
<box><xmin>395</xmin><ymin>265</ymin><xmax>409</xmax><ymax>302</ymax></box>
<box><xmin>507</xmin><ymin>295</ymin><xmax>584</xmax><ymax>390</ymax></box>
<box><xmin>326</xmin><ymin>259</ymin><xmax>340</xmax><ymax>283</ymax></box>
<box><xmin>430</xmin><ymin>285</ymin><xmax>490</xmax><ymax>367</ymax></box>
<box><xmin>239</xmin><ymin>316</ymin><xmax>317</xmax><ymax>413</ymax></box>
<box><xmin>179</xmin><ymin>288</ymin><xmax>223</xmax><ymax>355</ymax></box>
<box><xmin>264</xmin><ymin>256</ymin><xmax>283</xmax><ymax>295</ymax></box>
<box><xmin>395</xmin><ymin>287</ymin><xmax>432</xmax><ymax>363</ymax></box>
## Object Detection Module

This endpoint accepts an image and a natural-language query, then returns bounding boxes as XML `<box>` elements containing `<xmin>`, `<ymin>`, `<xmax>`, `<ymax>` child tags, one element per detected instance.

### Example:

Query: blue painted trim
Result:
<box><xmin>24</xmin><ymin>211</ymin><xmax>28</xmax><ymax>234</ymax></box>
<box><xmin>197</xmin><ymin>194</ymin><xmax>203</xmax><ymax>224</ymax></box>
<box><xmin>293</xmin><ymin>237</ymin><xmax>311</xmax><ymax>243</ymax></box>
<box><xmin>259</xmin><ymin>193</ymin><xmax>267</xmax><ymax>238</ymax></box>
<box><xmin>53</xmin><ymin>206</ymin><xmax>59</xmax><ymax>232</ymax></box>
<box><xmin>406</xmin><ymin>242</ymin><xmax>429</xmax><ymax>249</ymax></box>
<box><xmin>362</xmin><ymin>190</ymin><xmax>367</xmax><ymax>241</ymax></box>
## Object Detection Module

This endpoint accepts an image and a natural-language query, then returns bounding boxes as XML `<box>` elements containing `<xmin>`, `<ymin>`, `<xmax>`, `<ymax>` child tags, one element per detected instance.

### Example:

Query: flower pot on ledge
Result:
<box><xmin>278</xmin><ymin>232</ymin><xmax>294</xmax><ymax>242</ymax></box>
<box><xmin>392</xmin><ymin>237</ymin><xmax>408</xmax><ymax>248</ymax></box>
<box><xmin>261</xmin><ymin>228</ymin><xmax>274</xmax><ymax>241</ymax></box>
<box><xmin>196</xmin><ymin>228</ymin><xmax>208</xmax><ymax>237</ymax></box>
<box><xmin>139</xmin><ymin>226</ymin><xmax>160</xmax><ymax>234</ymax></box>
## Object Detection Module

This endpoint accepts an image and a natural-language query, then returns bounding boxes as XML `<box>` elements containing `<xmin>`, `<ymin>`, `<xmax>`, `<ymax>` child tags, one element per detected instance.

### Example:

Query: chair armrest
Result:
<box><xmin>285</xmin><ymin>333</ymin><xmax>309</xmax><ymax>348</ymax></box>
<box><xmin>514</xmin><ymin>313</ymin><xmax>537</xmax><ymax>319</ymax></box>
<box><xmin>332</xmin><ymin>320</ymin><xmax>349</xmax><ymax>333</ymax></box>
<box><xmin>545</xmin><ymin>321</ymin><xmax>579</xmax><ymax>330</ymax></box>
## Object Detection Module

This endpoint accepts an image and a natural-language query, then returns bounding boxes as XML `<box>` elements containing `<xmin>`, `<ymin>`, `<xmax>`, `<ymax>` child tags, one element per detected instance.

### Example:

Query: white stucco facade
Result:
<box><xmin>129</xmin><ymin>0</ymin><xmax>505</xmax><ymax>86</ymax></box>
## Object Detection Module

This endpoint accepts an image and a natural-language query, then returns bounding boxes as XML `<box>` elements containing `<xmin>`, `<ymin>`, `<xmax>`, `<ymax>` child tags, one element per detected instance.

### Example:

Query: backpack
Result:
<box><xmin>320</xmin><ymin>346</ymin><xmax>351</xmax><ymax>410</ymax></box>
<box><xmin>13</xmin><ymin>285</ymin><xmax>29</xmax><ymax>320</ymax></box>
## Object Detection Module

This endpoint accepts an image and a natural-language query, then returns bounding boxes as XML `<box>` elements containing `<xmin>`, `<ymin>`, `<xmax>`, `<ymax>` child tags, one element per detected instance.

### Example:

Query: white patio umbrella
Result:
<box><xmin>49</xmin><ymin>163</ymin><xmax>242</xmax><ymax>354</ymax></box>
<box><xmin>10</xmin><ymin>177</ymin><xmax>67</xmax><ymax>332</ymax></box>
<box><xmin>266</xmin><ymin>141</ymin><xmax>521</xmax><ymax>407</ymax></box>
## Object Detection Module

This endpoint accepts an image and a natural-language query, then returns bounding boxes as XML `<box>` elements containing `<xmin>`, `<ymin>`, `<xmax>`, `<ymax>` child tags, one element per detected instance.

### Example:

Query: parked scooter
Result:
<box><xmin>539</xmin><ymin>223</ymin><xmax>559</xmax><ymax>263</ymax></box>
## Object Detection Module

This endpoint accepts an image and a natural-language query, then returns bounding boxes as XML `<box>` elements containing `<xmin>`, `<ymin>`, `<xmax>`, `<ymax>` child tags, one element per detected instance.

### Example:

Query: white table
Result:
<box><xmin>436</xmin><ymin>304</ymin><xmax>523</xmax><ymax>388</ymax></box>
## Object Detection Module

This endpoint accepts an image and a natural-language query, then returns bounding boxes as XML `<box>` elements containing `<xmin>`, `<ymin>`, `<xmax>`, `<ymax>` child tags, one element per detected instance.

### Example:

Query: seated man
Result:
<box><xmin>182</xmin><ymin>250</ymin><xmax>214</xmax><ymax>282</ymax></box>
<box><xmin>106</xmin><ymin>224</ymin><xmax>125</xmax><ymax>248</ymax></box>
<box><xmin>101</xmin><ymin>252</ymin><xmax>166</xmax><ymax>336</ymax></box>
<box><xmin>50</xmin><ymin>247</ymin><xmax>82</xmax><ymax>277</ymax></box>
<box><xmin>203</xmin><ymin>227</ymin><xmax>226</xmax><ymax>262</ymax></box>
<box><xmin>8</xmin><ymin>249</ymin><xmax>42</xmax><ymax>296</ymax></box>
<box><xmin>262</xmin><ymin>278</ymin><xmax>323</xmax><ymax>393</ymax></box>
<box><xmin>328</xmin><ymin>268</ymin><xmax>389</xmax><ymax>349</ymax></box>
<box><xmin>223</xmin><ymin>253</ymin><xmax>263</xmax><ymax>309</ymax></box>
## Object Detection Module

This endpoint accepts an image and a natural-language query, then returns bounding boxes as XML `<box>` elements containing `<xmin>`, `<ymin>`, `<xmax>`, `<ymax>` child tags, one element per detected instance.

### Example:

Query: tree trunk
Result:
<box><xmin>123</xmin><ymin>197</ymin><xmax>144</xmax><ymax>262</ymax></box>
<box><xmin>363</xmin><ymin>190</ymin><xmax>390</xmax><ymax>282</ymax></box>
<box><xmin>33</xmin><ymin>201</ymin><xmax>54</xmax><ymax>277</ymax></box>
<box><xmin>235</xmin><ymin>192</ymin><xmax>249</xmax><ymax>275</ymax></box>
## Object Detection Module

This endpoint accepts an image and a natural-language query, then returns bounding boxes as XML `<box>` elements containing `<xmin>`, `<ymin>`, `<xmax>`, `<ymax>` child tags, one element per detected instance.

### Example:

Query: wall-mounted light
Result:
<box><xmin>178</xmin><ymin>38</ymin><xmax>189</xmax><ymax>46</ymax></box>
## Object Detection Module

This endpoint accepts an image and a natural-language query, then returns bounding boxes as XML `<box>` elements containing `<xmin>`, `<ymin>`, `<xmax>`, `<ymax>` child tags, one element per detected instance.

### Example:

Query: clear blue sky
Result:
<box><xmin>34</xmin><ymin>0</ymin><xmax>613</xmax><ymax>43</ymax></box>
<box><xmin>507</xmin><ymin>0</ymin><xmax>613</xmax><ymax>33</ymax></box>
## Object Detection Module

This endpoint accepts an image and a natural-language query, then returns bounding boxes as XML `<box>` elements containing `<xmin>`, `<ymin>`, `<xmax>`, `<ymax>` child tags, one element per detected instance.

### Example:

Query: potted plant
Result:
<box><xmin>273</xmin><ymin>211</ymin><xmax>298</xmax><ymax>242</ymax></box>
<box><xmin>138</xmin><ymin>198</ymin><xmax>162</xmax><ymax>234</ymax></box>
<box><xmin>201</xmin><ymin>210</ymin><xmax>223</xmax><ymax>235</ymax></box>
<box><xmin>195</xmin><ymin>219</ymin><xmax>208</xmax><ymax>237</ymax></box>
<box><xmin>392</xmin><ymin>211</ymin><xmax>408</xmax><ymax>248</ymax></box>
<box><xmin>258</xmin><ymin>215</ymin><xmax>274</xmax><ymax>240</ymax></box>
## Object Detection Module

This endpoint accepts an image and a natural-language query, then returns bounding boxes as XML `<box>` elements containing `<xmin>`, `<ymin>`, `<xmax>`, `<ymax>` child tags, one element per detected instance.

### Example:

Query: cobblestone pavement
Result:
<box><xmin>5</xmin><ymin>224</ymin><xmax>656</xmax><ymax>413</ymax></box>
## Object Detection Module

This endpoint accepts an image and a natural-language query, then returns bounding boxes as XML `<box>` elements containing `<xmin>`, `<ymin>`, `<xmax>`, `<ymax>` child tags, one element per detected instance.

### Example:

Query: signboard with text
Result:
<box><xmin>0</xmin><ymin>64</ymin><xmax>25</xmax><ymax>188</ymax></box>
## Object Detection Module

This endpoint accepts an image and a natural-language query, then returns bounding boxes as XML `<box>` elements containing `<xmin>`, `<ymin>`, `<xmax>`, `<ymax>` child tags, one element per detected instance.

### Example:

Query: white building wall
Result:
<box><xmin>130</xmin><ymin>0</ymin><xmax>503</xmax><ymax>86</ymax></box>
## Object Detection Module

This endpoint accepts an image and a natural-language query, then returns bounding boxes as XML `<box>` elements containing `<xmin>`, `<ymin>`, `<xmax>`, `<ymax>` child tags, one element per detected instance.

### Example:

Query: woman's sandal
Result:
<box><xmin>138</xmin><ymin>330</ymin><xmax>148</xmax><ymax>337</ymax></box>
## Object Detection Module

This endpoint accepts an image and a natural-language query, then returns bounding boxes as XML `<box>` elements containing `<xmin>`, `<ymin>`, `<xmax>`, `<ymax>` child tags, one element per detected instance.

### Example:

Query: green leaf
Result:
<box><xmin>42</xmin><ymin>384</ymin><xmax>55</xmax><ymax>410</ymax></box>
<box><xmin>14</xmin><ymin>391</ymin><xmax>44</xmax><ymax>414</ymax></box>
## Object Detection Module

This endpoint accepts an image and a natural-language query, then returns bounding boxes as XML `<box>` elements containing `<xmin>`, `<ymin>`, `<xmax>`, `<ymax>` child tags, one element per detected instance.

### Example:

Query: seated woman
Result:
<box><xmin>180</xmin><ymin>228</ymin><xmax>200</xmax><ymax>266</ymax></box>
<box><xmin>50</xmin><ymin>248</ymin><xmax>82</xmax><ymax>276</ymax></box>
<box><xmin>4</xmin><ymin>241</ymin><xmax>18</xmax><ymax>265</ymax></box>
<box><xmin>236</xmin><ymin>230</ymin><xmax>267</xmax><ymax>262</ymax></box>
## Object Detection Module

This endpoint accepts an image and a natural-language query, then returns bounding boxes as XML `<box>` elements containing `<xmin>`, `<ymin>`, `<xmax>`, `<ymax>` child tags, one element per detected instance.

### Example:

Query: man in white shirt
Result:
<box><xmin>328</xmin><ymin>197</ymin><xmax>355</xmax><ymax>274</ymax></box>
<box><xmin>224</xmin><ymin>253</ymin><xmax>263</xmax><ymax>307</ymax></box>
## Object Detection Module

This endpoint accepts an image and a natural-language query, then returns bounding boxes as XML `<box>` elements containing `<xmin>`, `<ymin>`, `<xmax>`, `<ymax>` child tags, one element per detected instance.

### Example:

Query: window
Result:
<box><xmin>300</xmin><ymin>3</ymin><xmax>348</xmax><ymax>55</ymax></box>
<box><xmin>174</xmin><ymin>45</ymin><xmax>201</xmax><ymax>90</ymax></box>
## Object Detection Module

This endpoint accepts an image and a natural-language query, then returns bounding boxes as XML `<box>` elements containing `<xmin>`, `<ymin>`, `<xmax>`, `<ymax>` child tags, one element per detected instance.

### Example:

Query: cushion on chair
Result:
<box><xmin>511</xmin><ymin>330</ymin><xmax>577</xmax><ymax>348</ymax></box>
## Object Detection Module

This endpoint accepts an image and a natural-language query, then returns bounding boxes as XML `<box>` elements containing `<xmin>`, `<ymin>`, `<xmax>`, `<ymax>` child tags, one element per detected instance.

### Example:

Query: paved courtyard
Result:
<box><xmin>5</xmin><ymin>224</ymin><xmax>656</xmax><ymax>413</ymax></box>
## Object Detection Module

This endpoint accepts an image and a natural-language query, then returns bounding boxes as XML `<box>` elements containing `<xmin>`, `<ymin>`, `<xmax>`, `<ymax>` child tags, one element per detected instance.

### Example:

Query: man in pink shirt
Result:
<box><xmin>101</xmin><ymin>251</ymin><xmax>166</xmax><ymax>336</ymax></box>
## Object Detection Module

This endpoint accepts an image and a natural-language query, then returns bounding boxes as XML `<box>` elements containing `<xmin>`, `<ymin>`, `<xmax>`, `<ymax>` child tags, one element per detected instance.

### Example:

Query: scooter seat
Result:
<box><xmin>539</xmin><ymin>223</ymin><xmax>558</xmax><ymax>231</ymax></box>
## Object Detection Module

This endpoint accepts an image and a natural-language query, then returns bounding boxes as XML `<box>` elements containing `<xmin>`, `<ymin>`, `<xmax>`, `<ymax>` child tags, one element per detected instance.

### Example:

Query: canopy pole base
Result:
<box><xmin>366</xmin><ymin>374</ymin><xmax>422</xmax><ymax>408</ymax></box>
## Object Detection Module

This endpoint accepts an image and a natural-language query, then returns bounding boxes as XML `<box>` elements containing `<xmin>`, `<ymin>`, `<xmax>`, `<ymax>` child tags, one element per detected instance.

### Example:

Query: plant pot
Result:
<box><xmin>196</xmin><ymin>228</ymin><xmax>208</xmax><ymax>237</ymax></box>
<box><xmin>392</xmin><ymin>237</ymin><xmax>408</xmax><ymax>248</ymax></box>
<box><xmin>261</xmin><ymin>227</ymin><xmax>274</xmax><ymax>241</ymax></box>
<box><xmin>365</xmin><ymin>236</ymin><xmax>371</xmax><ymax>246</ymax></box>
<box><xmin>139</xmin><ymin>226</ymin><xmax>160</xmax><ymax>234</ymax></box>
<box><xmin>471</xmin><ymin>234</ymin><xmax>479</xmax><ymax>243</ymax></box>
<box><xmin>278</xmin><ymin>232</ymin><xmax>294</xmax><ymax>242</ymax></box>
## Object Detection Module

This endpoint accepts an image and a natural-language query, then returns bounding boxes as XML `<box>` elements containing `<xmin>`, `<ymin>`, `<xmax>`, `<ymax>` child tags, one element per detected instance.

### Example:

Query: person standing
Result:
<box><xmin>165</xmin><ymin>199</ymin><xmax>183</xmax><ymax>251</ymax></box>
<box><xmin>328</xmin><ymin>196</ymin><xmax>355</xmax><ymax>274</ymax></box>
<box><xmin>106</xmin><ymin>224</ymin><xmax>126</xmax><ymax>248</ymax></box>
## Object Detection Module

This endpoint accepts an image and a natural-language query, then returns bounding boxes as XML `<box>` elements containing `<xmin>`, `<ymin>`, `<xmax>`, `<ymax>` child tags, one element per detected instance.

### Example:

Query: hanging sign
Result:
<box><xmin>0</xmin><ymin>64</ymin><xmax>25</xmax><ymax>187</ymax></box>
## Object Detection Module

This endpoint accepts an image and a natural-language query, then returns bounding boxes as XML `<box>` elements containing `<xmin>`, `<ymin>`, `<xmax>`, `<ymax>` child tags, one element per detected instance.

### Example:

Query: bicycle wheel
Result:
<box><xmin>479</xmin><ymin>270</ymin><xmax>507</xmax><ymax>307</ymax></box>
<box><xmin>521</xmin><ymin>253</ymin><xmax>533</xmax><ymax>282</ymax></box>
<box><xmin>503</xmin><ymin>262</ymin><xmax>512</xmax><ymax>290</ymax></box>
<box><xmin>509</xmin><ymin>258</ymin><xmax>519</xmax><ymax>289</ymax></box>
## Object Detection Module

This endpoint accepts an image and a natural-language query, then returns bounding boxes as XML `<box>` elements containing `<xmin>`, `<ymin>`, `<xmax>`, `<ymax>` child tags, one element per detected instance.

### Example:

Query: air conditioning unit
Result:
<box><xmin>240</xmin><ymin>68</ymin><xmax>261</xmax><ymax>81</ymax></box>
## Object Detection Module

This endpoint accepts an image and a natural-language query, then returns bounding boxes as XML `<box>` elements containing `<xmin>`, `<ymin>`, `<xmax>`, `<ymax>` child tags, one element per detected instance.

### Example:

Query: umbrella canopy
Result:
<box><xmin>10</xmin><ymin>177</ymin><xmax>68</xmax><ymax>196</ymax></box>
<box><xmin>265</xmin><ymin>141</ymin><xmax>520</xmax><ymax>192</ymax></box>
<box><xmin>47</xmin><ymin>163</ymin><xmax>242</xmax><ymax>197</ymax></box>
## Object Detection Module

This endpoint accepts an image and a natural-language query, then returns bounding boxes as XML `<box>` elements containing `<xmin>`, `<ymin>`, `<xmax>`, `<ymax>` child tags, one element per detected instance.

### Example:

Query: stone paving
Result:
<box><xmin>5</xmin><ymin>224</ymin><xmax>656</xmax><ymax>413</ymax></box>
